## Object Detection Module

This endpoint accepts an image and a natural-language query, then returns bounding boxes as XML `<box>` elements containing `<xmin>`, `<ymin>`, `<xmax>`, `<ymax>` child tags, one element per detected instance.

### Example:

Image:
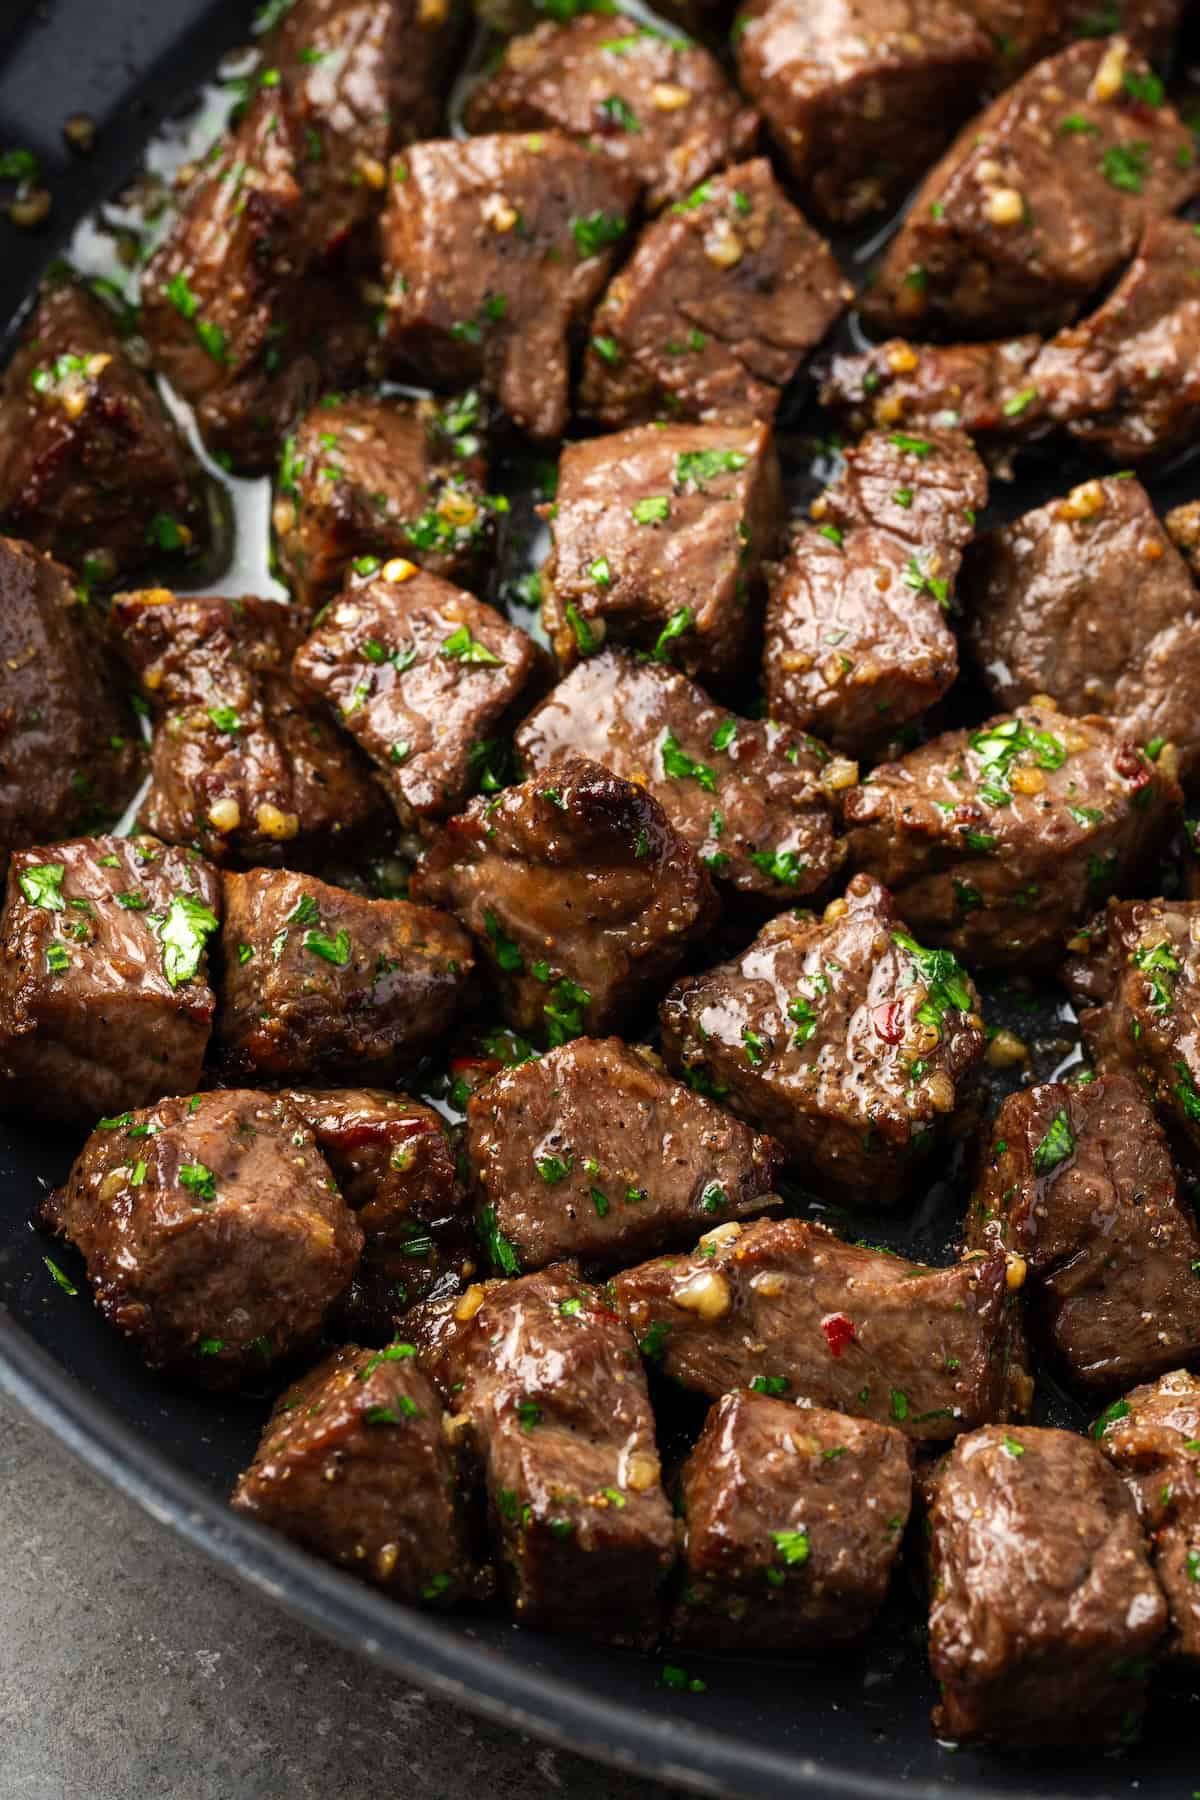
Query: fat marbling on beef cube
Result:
<box><xmin>540</xmin><ymin>420</ymin><xmax>781</xmax><ymax>682</ymax></box>
<box><xmin>292</xmin><ymin>563</ymin><xmax>543</xmax><ymax>828</ymax></box>
<box><xmin>515</xmin><ymin>648</ymin><xmax>845</xmax><ymax>904</ymax></box>
<box><xmin>818</xmin><ymin>334</ymin><xmax>1047</xmax><ymax>445</ymax></box>
<box><xmin>611</xmin><ymin>1217</ymin><xmax>1027</xmax><ymax>1441</ymax></box>
<box><xmin>0</xmin><ymin>280</ymin><xmax>209</xmax><ymax>581</ymax></box>
<box><xmin>924</xmin><ymin>1425</ymin><xmax>1166</xmax><ymax>1746</ymax></box>
<box><xmin>464</xmin><ymin>13</ymin><xmax>758</xmax><ymax>214</ymax></box>
<box><xmin>659</xmin><ymin>873</ymin><xmax>985</xmax><ymax>1194</ymax></box>
<box><xmin>0</xmin><ymin>537</ymin><xmax>141</xmax><ymax>870</ymax></box>
<box><xmin>423</xmin><ymin>1264</ymin><xmax>675</xmax><ymax>1643</ymax></box>
<box><xmin>232</xmin><ymin>1342</ymin><xmax>477</xmax><ymax>1603</ymax></box>
<box><xmin>218</xmin><ymin>868</ymin><xmax>472</xmax><ymax>1081</ymax></box>
<box><xmin>111</xmin><ymin>590</ymin><xmax>383</xmax><ymax>867</ymax></box>
<box><xmin>0</xmin><ymin>834</ymin><xmax>220</xmax><ymax>1125</ymax></box>
<box><xmin>735</xmin><ymin>0</ymin><xmax>992</xmax><ymax>225</ymax></box>
<box><xmin>466</xmin><ymin>1035</ymin><xmax>783</xmax><ymax>1270</ymax></box>
<box><xmin>579</xmin><ymin>159</ymin><xmax>848</xmax><ymax>429</ymax></box>
<box><xmin>39</xmin><ymin>1090</ymin><xmax>362</xmax><ymax>1384</ymax></box>
<box><xmin>843</xmin><ymin>705</ymin><xmax>1181</xmax><ymax>968</ymax></box>
<box><xmin>967</xmin><ymin>475</ymin><xmax>1200</xmax><ymax>782</ymax></box>
<box><xmin>866</xmin><ymin>37</ymin><xmax>1200</xmax><ymax>337</ymax></box>
<box><xmin>412</xmin><ymin>753</ymin><xmax>718</xmax><ymax>1046</ymax></box>
<box><xmin>273</xmin><ymin>391</ymin><xmax>494</xmax><ymax>614</ymax></box>
<box><xmin>381</xmin><ymin>133</ymin><xmax>639</xmax><ymax>443</ymax></box>
<box><xmin>671</xmin><ymin>1391</ymin><xmax>913</xmax><ymax>1650</ymax></box>
<box><xmin>967</xmin><ymin>1074</ymin><xmax>1200</xmax><ymax>1391</ymax></box>
<box><xmin>764</xmin><ymin>426</ymin><xmax>987</xmax><ymax>755</ymax></box>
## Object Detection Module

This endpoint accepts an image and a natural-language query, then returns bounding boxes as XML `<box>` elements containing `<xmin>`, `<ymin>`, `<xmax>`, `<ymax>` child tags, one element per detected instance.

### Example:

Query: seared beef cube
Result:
<box><xmin>968</xmin><ymin>475</ymin><xmax>1200</xmax><ymax>782</ymax></box>
<box><xmin>925</xmin><ymin>1425</ymin><xmax>1165</xmax><ymax>1746</ymax></box>
<box><xmin>611</xmin><ymin>1217</ymin><xmax>1025</xmax><ymax>1441</ymax></box>
<box><xmin>381</xmin><ymin>133</ymin><xmax>638</xmax><ymax>442</ymax></box>
<box><xmin>736</xmin><ymin>0</ymin><xmax>991</xmax><ymax>225</ymax></box>
<box><xmin>0</xmin><ymin>537</ymin><xmax>141</xmax><ymax>868</ymax></box>
<box><xmin>579</xmin><ymin>159</ymin><xmax>847</xmax><ymax>429</ymax></box>
<box><xmin>843</xmin><ymin>705</ymin><xmax>1181</xmax><ymax>967</ymax></box>
<box><xmin>764</xmin><ymin>427</ymin><xmax>986</xmax><ymax>755</ymax></box>
<box><xmin>412</xmin><ymin>754</ymin><xmax>717</xmax><ymax>1045</ymax></box>
<box><xmin>515</xmin><ymin>648</ymin><xmax>844</xmax><ymax>904</ymax></box>
<box><xmin>0</xmin><ymin>834</ymin><xmax>220</xmax><ymax>1125</ymax></box>
<box><xmin>218</xmin><ymin>869</ymin><xmax>472</xmax><ymax>1081</ymax></box>
<box><xmin>273</xmin><ymin>391</ymin><xmax>494</xmax><ymax>613</ymax></box>
<box><xmin>467</xmin><ymin>1035</ymin><xmax>783</xmax><ymax>1269</ymax></box>
<box><xmin>292</xmin><ymin>565</ymin><xmax>542</xmax><ymax>827</ymax></box>
<box><xmin>425</xmin><ymin>1264</ymin><xmax>675</xmax><ymax>1643</ymax></box>
<box><xmin>464</xmin><ymin>13</ymin><xmax>758</xmax><ymax>214</ymax></box>
<box><xmin>40</xmin><ymin>1090</ymin><xmax>362</xmax><ymax>1384</ymax></box>
<box><xmin>968</xmin><ymin>1074</ymin><xmax>1200</xmax><ymax>1391</ymax></box>
<box><xmin>671</xmin><ymin>1392</ymin><xmax>913</xmax><ymax>1650</ymax></box>
<box><xmin>1167</xmin><ymin>501</ymin><xmax>1200</xmax><ymax>579</ymax></box>
<box><xmin>818</xmin><ymin>334</ymin><xmax>1046</xmax><ymax>442</ymax></box>
<box><xmin>866</xmin><ymin>38</ymin><xmax>1200</xmax><ymax>337</ymax></box>
<box><xmin>659</xmin><ymin>873</ymin><xmax>984</xmax><ymax>1194</ymax></box>
<box><xmin>111</xmin><ymin>590</ymin><xmax>383</xmax><ymax>867</ymax></box>
<box><xmin>0</xmin><ymin>280</ymin><xmax>208</xmax><ymax>579</ymax></box>
<box><xmin>540</xmin><ymin>420</ymin><xmax>781</xmax><ymax>681</ymax></box>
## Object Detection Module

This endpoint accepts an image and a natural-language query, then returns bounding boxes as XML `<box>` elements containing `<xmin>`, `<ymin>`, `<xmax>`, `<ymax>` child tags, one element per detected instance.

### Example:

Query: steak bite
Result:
<box><xmin>968</xmin><ymin>1074</ymin><xmax>1200</xmax><ymax>1392</ymax></box>
<box><xmin>924</xmin><ymin>1425</ymin><xmax>1166</xmax><ymax>1747</ymax></box>
<box><xmin>866</xmin><ymin>38</ymin><xmax>1200</xmax><ymax>337</ymax></box>
<box><xmin>217</xmin><ymin>868</ymin><xmax>473</xmax><ymax>1081</ymax></box>
<box><xmin>539</xmin><ymin>420</ymin><xmax>782</xmax><ymax>681</ymax></box>
<box><xmin>40</xmin><ymin>1090</ymin><xmax>363</xmax><ymax>1385</ymax></box>
<box><xmin>843</xmin><ymin>705</ymin><xmax>1181</xmax><ymax>968</ymax></box>
<box><xmin>967</xmin><ymin>475</ymin><xmax>1200</xmax><ymax>781</ymax></box>
<box><xmin>579</xmin><ymin>159</ymin><xmax>847</xmax><ymax>430</ymax></box>
<box><xmin>380</xmin><ymin>133</ymin><xmax>639</xmax><ymax>442</ymax></box>
<box><xmin>671</xmin><ymin>1391</ymin><xmax>913</xmax><ymax>1650</ymax></box>
<box><xmin>0</xmin><ymin>834</ymin><xmax>220</xmax><ymax>1125</ymax></box>
<box><xmin>735</xmin><ymin>0</ymin><xmax>992</xmax><ymax>225</ymax></box>
<box><xmin>764</xmin><ymin>426</ymin><xmax>987</xmax><ymax>755</ymax></box>
<box><xmin>111</xmin><ymin>590</ymin><xmax>383</xmax><ymax>867</ymax></box>
<box><xmin>658</xmin><ymin>873</ymin><xmax>985</xmax><ymax>1195</ymax></box>
<box><xmin>232</xmin><ymin>1342</ymin><xmax>476</xmax><ymax>1604</ymax></box>
<box><xmin>818</xmin><ymin>334</ymin><xmax>1047</xmax><ymax>442</ymax></box>
<box><xmin>515</xmin><ymin>648</ymin><xmax>844</xmax><ymax>904</ymax></box>
<box><xmin>611</xmin><ymin>1217</ymin><xmax>1025</xmax><ymax>1442</ymax></box>
<box><xmin>423</xmin><ymin>1264</ymin><xmax>676</xmax><ymax>1643</ymax></box>
<box><xmin>292</xmin><ymin>564</ymin><xmax>543</xmax><ymax>829</ymax></box>
<box><xmin>412</xmin><ymin>754</ymin><xmax>718</xmax><ymax>1046</ymax></box>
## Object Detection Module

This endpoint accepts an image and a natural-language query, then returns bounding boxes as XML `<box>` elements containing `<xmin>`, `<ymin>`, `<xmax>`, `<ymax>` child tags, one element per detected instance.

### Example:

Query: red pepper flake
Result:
<box><xmin>821</xmin><ymin>1312</ymin><xmax>856</xmax><ymax>1357</ymax></box>
<box><xmin>871</xmin><ymin>1000</ymin><xmax>906</xmax><ymax>1044</ymax></box>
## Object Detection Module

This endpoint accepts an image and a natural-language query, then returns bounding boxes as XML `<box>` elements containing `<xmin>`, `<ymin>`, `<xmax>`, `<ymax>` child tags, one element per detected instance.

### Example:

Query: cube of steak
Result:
<box><xmin>865</xmin><ymin>38</ymin><xmax>1200</xmax><ymax>337</ymax></box>
<box><xmin>412</xmin><ymin>754</ymin><xmax>718</xmax><ymax>1044</ymax></box>
<box><xmin>0</xmin><ymin>280</ymin><xmax>209</xmax><ymax>579</ymax></box>
<box><xmin>515</xmin><ymin>648</ymin><xmax>844</xmax><ymax>904</ymax></box>
<box><xmin>658</xmin><ymin>873</ymin><xmax>985</xmax><ymax>1193</ymax></box>
<box><xmin>818</xmin><ymin>334</ymin><xmax>1047</xmax><ymax>442</ymax></box>
<box><xmin>273</xmin><ymin>391</ymin><xmax>494</xmax><ymax>613</ymax></box>
<box><xmin>579</xmin><ymin>159</ymin><xmax>847</xmax><ymax>429</ymax></box>
<box><xmin>764</xmin><ymin>427</ymin><xmax>986</xmax><ymax>754</ymax></box>
<box><xmin>0</xmin><ymin>537</ymin><xmax>141</xmax><ymax>869</ymax></box>
<box><xmin>924</xmin><ymin>1425</ymin><xmax>1166</xmax><ymax>1746</ymax></box>
<box><xmin>111</xmin><ymin>590</ymin><xmax>383</xmax><ymax>866</ymax></box>
<box><xmin>967</xmin><ymin>1074</ymin><xmax>1200</xmax><ymax>1391</ymax></box>
<box><xmin>463</xmin><ymin>13</ymin><xmax>758</xmax><ymax>214</ymax></box>
<box><xmin>39</xmin><ymin>1090</ymin><xmax>362</xmax><ymax>1384</ymax></box>
<box><xmin>967</xmin><ymin>475</ymin><xmax>1200</xmax><ymax>782</ymax></box>
<box><xmin>540</xmin><ymin>420</ymin><xmax>782</xmax><ymax>681</ymax></box>
<box><xmin>217</xmin><ymin>868</ymin><xmax>473</xmax><ymax>1081</ymax></box>
<box><xmin>1166</xmin><ymin>500</ymin><xmax>1200</xmax><ymax>580</ymax></box>
<box><xmin>671</xmin><ymin>1392</ymin><xmax>913</xmax><ymax>1650</ymax></box>
<box><xmin>425</xmin><ymin>1264</ymin><xmax>675</xmax><ymax>1643</ymax></box>
<box><xmin>0</xmin><ymin>834</ymin><xmax>220</xmax><ymax>1125</ymax></box>
<box><xmin>843</xmin><ymin>705</ymin><xmax>1181</xmax><ymax>967</ymax></box>
<box><xmin>381</xmin><ymin>133</ymin><xmax>639</xmax><ymax>442</ymax></box>
<box><xmin>611</xmin><ymin>1217</ymin><xmax>1025</xmax><ymax>1441</ymax></box>
<box><xmin>736</xmin><ymin>0</ymin><xmax>992</xmax><ymax>226</ymax></box>
<box><xmin>292</xmin><ymin>566</ymin><xmax>543</xmax><ymax>827</ymax></box>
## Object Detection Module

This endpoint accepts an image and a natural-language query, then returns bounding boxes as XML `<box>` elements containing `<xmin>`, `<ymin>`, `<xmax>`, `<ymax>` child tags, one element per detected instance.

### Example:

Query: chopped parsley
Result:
<box><xmin>674</xmin><ymin>448</ymin><xmax>748</xmax><ymax>485</ymax></box>
<box><xmin>661</xmin><ymin>731</ymin><xmax>716</xmax><ymax>792</ymax></box>
<box><xmin>484</xmin><ymin>910</ymin><xmax>524</xmax><ymax>972</ymax></box>
<box><xmin>652</xmin><ymin>606</ymin><xmax>693</xmax><ymax>661</ymax></box>
<box><xmin>1032</xmin><ymin>1108</ymin><xmax>1075</xmax><ymax>1175</ymax></box>
<box><xmin>440</xmin><ymin>625</ymin><xmax>503</xmax><ymax>666</ymax></box>
<box><xmin>179</xmin><ymin>1161</ymin><xmax>217</xmax><ymax>1202</ymax></box>
<box><xmin>160</xmin><ymin>895</ymin><xmax>219</xmax><ymax>989</ymax></box>
<box><xmin>19</xmin><ymin>862</ymin><xmax>66</xmax><ymax>912</ymax></box>
<box><xmin>571</xmin><ymin>210</ymin><xmax>627</xmax><ymax>256</ymax></box>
